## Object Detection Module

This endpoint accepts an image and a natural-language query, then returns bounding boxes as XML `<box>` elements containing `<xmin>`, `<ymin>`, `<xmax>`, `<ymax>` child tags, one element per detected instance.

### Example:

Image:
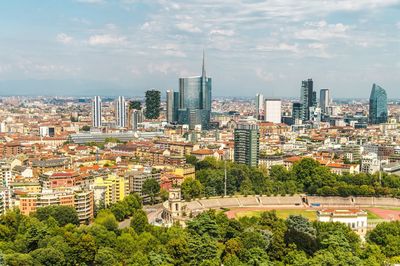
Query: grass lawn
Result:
<box><xmin>366</xmin><ymin>210</ymin><xmax>381</xmax><ymax>220</ymax></box>
<box><xmin>235</xmin><ymin>209</ymin><xmax>317</xmax><ymax>221</ymax></box>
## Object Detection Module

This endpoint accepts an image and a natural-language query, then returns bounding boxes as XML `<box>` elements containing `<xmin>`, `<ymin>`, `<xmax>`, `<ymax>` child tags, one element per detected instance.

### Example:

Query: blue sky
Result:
<box><xmin>0</xmin><ymin>0</ymin><xmax>399</xmax><ymax>98</ymax></box>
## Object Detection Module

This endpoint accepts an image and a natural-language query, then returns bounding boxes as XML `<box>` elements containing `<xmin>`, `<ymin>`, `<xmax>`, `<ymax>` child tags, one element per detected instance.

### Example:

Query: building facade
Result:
<box><xmin>300</xmin><ymin>79</ymin><xmax>314</xmax><ymax>121</ymax></box>
<box><xmin>115</xmin><ymin>96</ymin><xmax>127</xmax><ymax>128</ymax></box>
<box><xmin>255</xmin><ymin>93</ymin><xmax>264</xmax><ymax>120</ymax></box>
<box><xmin>177</xmin><ymin>52</ymin><xmax>212</xmax><ymax>129</ymax></box>
<box><xmin>264</xmin><ymin>99</ymin><xmax>281</xmax><ymax>123</ymax></box>
<box><xmin>234</xmin><ymin>123</ymin><xmax>260</xmax><ymax>167</ymax></box>
<box><xmin>320</xmin><ymin>89</ymin><xmax>331</xmax><ymax>114</ymax></box>
<box><xmin>92</xmin><ymin>96</ymin><xmax>102</xmax><ymax>128</ymax></box>
<box><xmin>369</xmin><ymin>83</ymin><xmax>388</xmax><ymax>124</ymax></box>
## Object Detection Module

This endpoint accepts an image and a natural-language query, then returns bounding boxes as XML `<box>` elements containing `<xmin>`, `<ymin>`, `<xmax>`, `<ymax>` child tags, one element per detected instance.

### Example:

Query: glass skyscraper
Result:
<box><xmin>177</xmin><ymin>52</ymin><xmax>212</xmax><ymax>129</ymax></box>
<box><xmin>300</xmin><ymin>79</ymin><xmax>314</xmax><ymax>121</ymax></box>
<box><xmin>369</xmin><ymin>83</ymin><xmax>388</xmax><ymax>124</ymax></box>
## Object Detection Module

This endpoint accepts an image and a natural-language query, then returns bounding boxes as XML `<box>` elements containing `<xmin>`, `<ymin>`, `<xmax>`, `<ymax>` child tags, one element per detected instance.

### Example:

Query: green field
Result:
<box><xmin>235</xmin><ymin>209</ymin><xmax>317</xmax><ymax>220</ymax></box>
<box><xmin>366</xmin><ymin>210</ymin><xmax>381</xmax><ymax>220</ymax></box>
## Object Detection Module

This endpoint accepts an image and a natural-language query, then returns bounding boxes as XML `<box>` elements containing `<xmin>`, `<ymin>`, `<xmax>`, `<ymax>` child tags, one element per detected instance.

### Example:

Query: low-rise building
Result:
<box><xmin>317</xmin><ymin>209</ymin><xmax>368</xmax><ymax>237</ymax></box>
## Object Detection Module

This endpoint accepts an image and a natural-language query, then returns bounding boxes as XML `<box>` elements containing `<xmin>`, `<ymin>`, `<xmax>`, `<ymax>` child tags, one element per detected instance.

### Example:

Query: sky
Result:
<box><xmin>0</xmin><ymin>0</ymin><xmax>400</xmax><ymax>98</ymax></box>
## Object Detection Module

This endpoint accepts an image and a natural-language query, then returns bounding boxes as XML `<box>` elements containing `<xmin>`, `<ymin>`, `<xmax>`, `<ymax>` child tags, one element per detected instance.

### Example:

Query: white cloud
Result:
<box><xmin>87</xmin><ymin>34</ymin><xmax>127</xmax><ymax>46</ymax></box>
<box><xmin>295</xmin><ymin>20</ymin><xmax>350</xmax><ymax>40</ymax></box>
<box><xmin>150</xmin><ymin>44</ymin><xmax>187</xmax><ymax>57</ymax></box>
<box><xmin>175</xmin><ymin>22</ymin><xmax>201</xmax><ymax>33</ymax></box>
<box><xmin>56</xmin><ymin>33</ymin><xmax>73</xmax><ymax>44</ymax></box>
<box><xmin>255</xmin><ymin>68</ymin><xmax>275</xmax><ymax>82</ymax></box>
<box><xmin>147</xmin><ymin>62</ymin><xmax>179</xmax><ymax>75</ymax></box>
<box><xmin>209</xmin><ymin>29</ymin><xmax>235</xmax><ymax>36</ymax></box>
<box><xmin>396</xmin><ymin>22</ymin><xmax>400</xmax><ymax>29</ymax></box>
<box><xmin>256</xmin><ymin>43</ymin><xmax>299</xmax><ymax>53</ymax></box>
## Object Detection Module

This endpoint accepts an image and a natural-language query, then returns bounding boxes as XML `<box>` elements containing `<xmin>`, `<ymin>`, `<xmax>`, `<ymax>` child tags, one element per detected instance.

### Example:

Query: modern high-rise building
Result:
<box><xmin>115</xmin><ymin>96</ymin><xmax>126</xmax><ymax>128</ymax></box>
<box><xmin>166</xmin><ymin>90</ymin><xmax>174</xmax><ymax>123</ymax></box>
<box><xmin>300</xmin><ymin>79</ymin><xmax>314</xmax><ymax>121</ymax></box>
<box><xmin>369</xmin><ymin>84</ymin><xmax>388</xmax><ymax>124</ymax></box>
<box><xmin>145</xmin><ymin>89</ymin><xmax>161</xmax><ymax>119</ymax></box>
<box><xmin>292</xmin><ymin>102</ymin><xmax>303</xmax><ymax>122</ymax></box>
<box><xmin>255</xmin><ymin>93</ymin><xmax>264</xmax><ymax>120</ymax></box>
<box><xmin>176</xmin><ymin>52</ymin><xmax>211</xmax><ymax>129</ymax></box>
<box><xmin>320</xmin><ymin>89</ymin><xmax>331</xmax><ymax>114</ymax></box>
<box><xmin>166</xmin><ymin>90</ymin><xmax>179</xmax><ymax>123</ymax></box>
<box><xmin>264</xmin><ymin>99</ymin><xmax>281</xmax><ymax>123</ymax></box>
<box><xmin>234</xmin><ymin>123</ymin><xmax>260</xmax><ymax>167</ymax></box>
<box><xmin>92</xmin><ymin>96</ymin><xmax>102</xmax><ymax>128</ymax></box>
<box><xmin>130</xmin><ymin>109</ymin><xmax>143</xmax><ymax>130</ymax></box>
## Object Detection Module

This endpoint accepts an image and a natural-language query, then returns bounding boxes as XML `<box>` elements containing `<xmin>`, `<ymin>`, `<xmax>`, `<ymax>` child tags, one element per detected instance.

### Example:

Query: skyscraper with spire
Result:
<box><xmin>176</xmin><ymin>51</ymin><xmax>212</xmax><ymax>129</ymax></box>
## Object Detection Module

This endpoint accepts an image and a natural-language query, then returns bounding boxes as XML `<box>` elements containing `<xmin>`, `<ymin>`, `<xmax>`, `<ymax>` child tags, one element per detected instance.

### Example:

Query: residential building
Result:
<box><xmin>234</xmin><ymin>123</ymin><xmax>260</xmax><ymax>167</ymax></box>
<box><xmin>92</xmin><ymin>174</ymin><xmax>128</xmax><ymax>207</ymax></box>
<box><xmin>115</xmin><ymin>96</ymin><xmax>127</xmax><ymax>128</ymax></box>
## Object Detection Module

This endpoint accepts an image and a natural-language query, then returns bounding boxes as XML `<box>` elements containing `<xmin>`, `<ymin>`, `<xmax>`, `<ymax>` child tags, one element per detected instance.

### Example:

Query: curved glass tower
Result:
<box><xmin>369</xmin><ymin>83</ymin><xmax>388</xmax><ymax>124</ymax></box>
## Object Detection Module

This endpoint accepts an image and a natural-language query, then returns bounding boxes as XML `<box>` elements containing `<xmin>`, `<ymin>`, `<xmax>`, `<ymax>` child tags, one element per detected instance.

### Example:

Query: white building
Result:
<box><xmin>361</xmin><ymin>153</ymin><xmax>387</xmax><ymax>174</ymax></box>
<box><xmin>317</xmin><ymin>209</ymin><xmax>368</xmax><ymax>237</ymax></box>
<box><xmin>92</xmin><ymin>96</ymin><xmax>102</xmax><ymax>128</ymax></box>
<box><xmin>264</xmin><ymin>99</ymin><xmax>281</xmax><ymax>124</ymax></box>
<box><xmin>115</xmin><ymin>96</ymin><xmax>127</xmax><ymax>128</ymax></box>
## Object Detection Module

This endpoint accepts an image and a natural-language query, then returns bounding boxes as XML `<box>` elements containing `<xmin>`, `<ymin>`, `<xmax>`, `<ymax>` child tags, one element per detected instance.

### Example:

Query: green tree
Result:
<box><xmin>95</xmin><ymin>209</ymin><xmax>119</xmax><ymax>232</ymax></box>
<box><xmin>181</xmin><ymin>177</ymin><xmax>204</xmax><ymax>200</ymax></box>
<box><xmin>4</xmin><ymin>253</ymin><xmax>35</xmax><ymax>266</ymax></box>
<box><xmin>34</xmin><ymin>205</ymin><xmax>79</xmax><ymax>226</ymax></box>
<box><xmin>129</xmin><ymin>100</ymin><xmax>142</xmax><ymax>110</ymax></box>
<box><xmin>94</xmin><ymin>247</ymin><xmax>121</xmax><ymax>266</ymax></box>
<box><xmin>143</xmin><ymin>178</ymin><xmax>160</xmax><ymax>204</ymax></box>
<box><xmin>285</xmin><ymin>215</ymin><xmax>317</xmax><ymax>255</ymax></box>
<box><xmin>30</xmin><ymin>247</ymin><xmax>65</xmax><ymax>266</ymax></box>
<box><xmin>130</xmin><ymin>209</ymin><xmax>149</xmax><ymax>234</ymax></box>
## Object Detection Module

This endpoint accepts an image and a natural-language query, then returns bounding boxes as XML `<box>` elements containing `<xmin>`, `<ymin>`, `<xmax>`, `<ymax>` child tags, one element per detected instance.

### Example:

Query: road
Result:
<box><xmin>118</xmin><ymin>203</ymin><xmax>164</xmax><ymax>229</ymax></box>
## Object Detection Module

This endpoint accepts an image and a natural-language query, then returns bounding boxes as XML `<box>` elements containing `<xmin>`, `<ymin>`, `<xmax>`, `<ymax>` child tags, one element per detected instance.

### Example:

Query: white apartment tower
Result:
<box><xmin>115</xmin><ymin>96</ymin><xmax>127</xmax><ymax>128</ymax></box>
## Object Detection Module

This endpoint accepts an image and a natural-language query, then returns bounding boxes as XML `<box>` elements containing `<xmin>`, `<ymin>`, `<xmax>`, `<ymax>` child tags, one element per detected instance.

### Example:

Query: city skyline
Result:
<box><xmin>0</xmin><ymin>1</ymin><xmax>399</xmax><ymax>98</ymax></box>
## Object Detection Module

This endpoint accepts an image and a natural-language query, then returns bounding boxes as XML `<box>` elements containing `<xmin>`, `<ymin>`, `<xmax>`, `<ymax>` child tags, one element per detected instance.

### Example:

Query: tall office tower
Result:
<box><xmin>300</xmin><ymin>79</ymin><xmax>314</xmax><ymax>121</ymax></box>
<box><xmin>320</xmin><ymin>89</ymin><xmax>331</xmax><ymax>114</ymax></box>
<box><xmin>234</xmin><ymin>123</ymin><xmax>260</xmax><ymax>167</ymax></box>
<box><xmin>145</xmin><ymin>89</ymin><xmax>161</xmax><ymax>119</ymax></box>
<box><xmin>264</xmin><ymin>99</ymin><xmax>282</xmax><ymax>123</ymax></box>
<box><xmin>115</xmin><ymin>96</ymin><xmax>126</xmax><ymax>128</ymax></box>
<box><xmin>166</xmin><ymin>90</ymin><xmax>174</xmax><ymax>123</ymax></box>
<box><xmin>166</xmin><ymin>90</ymin><xmax>179</xmax><ymax>123</ymax></box>
<box><xmin>292</xmin><ymin>102</ymin><xmax>303</xmax><ymax>121</ymax></box>
<box><xmin>92</xmin><ymin>96</ymin><xmax>102</xmax><ymax>128</ymax></box>
<box><xmin>131</xmin><ymin>109</ymin><xmax>143</xmax><ymax>130</ymax></box>
<box><xmin>255</xmin><ymin>93</ymin><xmax>264</xmax><ymax>120</ymax></box>
<box><xmin>178</xmin><ymin>51</ymin><xmax>212</xmax><ymax>129</ymax></box>
<box><xmin>369</xmin><ymin>83</ymin><xmax>388</xmax><ymax>124</ymax></box>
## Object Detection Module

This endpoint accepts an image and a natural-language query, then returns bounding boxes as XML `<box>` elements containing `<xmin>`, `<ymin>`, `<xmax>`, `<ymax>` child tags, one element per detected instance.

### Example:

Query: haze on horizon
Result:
<box><xmin>0</xmin><ymin>0</ymin><xmax>399</xmax><ymax>98</ymax></box>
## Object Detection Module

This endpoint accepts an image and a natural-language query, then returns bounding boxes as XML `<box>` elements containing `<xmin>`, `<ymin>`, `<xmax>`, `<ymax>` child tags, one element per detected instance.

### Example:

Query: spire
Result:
<box><xmin>202</xmin><ymin>49</ymin><xmax>206</xmax><ymax>78</ymax></box>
